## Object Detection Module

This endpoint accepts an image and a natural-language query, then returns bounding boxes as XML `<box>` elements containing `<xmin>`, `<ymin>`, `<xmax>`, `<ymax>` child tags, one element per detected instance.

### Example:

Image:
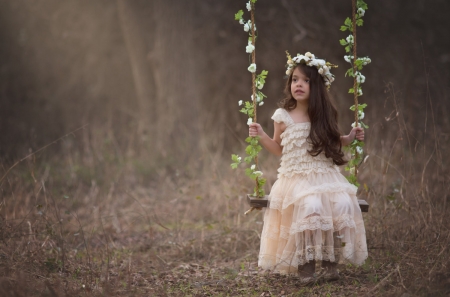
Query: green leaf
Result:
<box><xmin>357</xmin><ymin>0</ymin><xmax>368</xmax><ymax>10</ymax></box>
<box><xmin>244</xmin><ymin>156</ymin><xmax>253</xmax><ymax>164</ymax></box>
<box><xmin>239</xmin><ymin>108</ymin><xmax>247</xmax><ymax>115</ymax></box>
<box><xmin>339</xmin><ymin>39</ymin><xmax>347</xmax><ymax>46</ymax></box>
<box><xmin>358</xmin><ymin>103</ymin><xmax>368</xmax><ymax>110</ymax></box>
<box><xmin>344</xmin><ymin>17</ymin><xmax>352</xmax><ymax>26</ymax></box>
<box><xmin>340</xmin><ymin>25</ymin><xmax>348</xmax><ymax>32</ymax></box>
<box><xmin>234</xmin><ymin>10</ymin><xmax>243</xmax><ymax>21</ymax></box>
<box><xmin>345</xmin><ymin>68</ymin><xmax>354</xmax><ymax>77</ymax></box>
<box><xmin>258</xmin><ymin>178</ymin><xmax>266</xmax><ymax>186</ymax></box>
<box><xmin>259</xmin><ymin>70</ymin><xmax>269</xmax><ymax>76</ymax></box>
<box><xmin>349</xmin><ymin>88</ymin><xmax>355</xmax><ymax>94</ymax></box>
<box><xmin>230</xmin><ymin>163</ymin><xmax>238</xmax><ymax>169</ymax></box>
<box><xmin>356</xmin><ymin>19</ymin><xmax>364</xmax><ymax>26</ymax></box>
<box><xmin>345</xmin><ymin>46</ymin><xmax>351</xmax><ymax>53</ymax></box>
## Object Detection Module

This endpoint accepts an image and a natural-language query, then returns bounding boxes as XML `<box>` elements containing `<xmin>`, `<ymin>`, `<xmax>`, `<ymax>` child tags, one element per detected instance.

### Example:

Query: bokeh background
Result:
<box><xmin>0</xmin><ymin>0</ymin><xmax>449</xmax><ymax>295</ymax></box>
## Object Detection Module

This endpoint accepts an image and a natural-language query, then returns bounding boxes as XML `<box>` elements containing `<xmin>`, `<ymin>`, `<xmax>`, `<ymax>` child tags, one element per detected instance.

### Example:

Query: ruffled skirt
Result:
<box><xmin>258</xmin><ymin>171</ymin><xmax>368</xmax><ymax>274</ymax></box>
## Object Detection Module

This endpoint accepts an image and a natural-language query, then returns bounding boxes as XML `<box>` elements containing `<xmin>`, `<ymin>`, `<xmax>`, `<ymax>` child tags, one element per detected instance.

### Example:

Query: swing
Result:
<box><xmin>234</xmin><ymin>0</ymin><xmax>369</xmax><ymax>215</ymax></box>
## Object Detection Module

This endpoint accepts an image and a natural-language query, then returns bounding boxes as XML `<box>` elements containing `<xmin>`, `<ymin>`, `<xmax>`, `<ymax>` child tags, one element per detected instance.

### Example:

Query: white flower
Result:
<box><xmin>237</xmin><ymin>156</ymin><xmax>242</xmax><ymax>162</ymax></box>
<box><xmin>360</xmin><ymin>74</ymin><xmax>366</xmax><ymax>83</ymax></box>
<box><xmin>357</xmin><ymin>88</ymin><xmax>363</xmax><ymax>96</ymax></box>
<box><xmin>256</xmin><ymin>81</ymin><xmax>264</xmax><ymax>89</ymax></box>
<box><xmin>356</xmin><ymin>146</ymin><xmax>363</xmax><ymax>154</ymax></box>
<box><xmin>344</xmin><ymin>55</ymin><xmax>354</xmax><ymax>63</ymax></box>
<box><xmin>286</xmin><ymin>68</ymin><xmax>293</xmax><ymax>75</ymax></box>
<box><xmin>238</xmin><ymin>100</ymin><xmax>243</xmax><ymax>106</ymax></box>
<box><xmin>244</xmin><ymin>23</ymin><xmax>250</xmax><ymax>32</ymax></box>
<box><xmin>318</xmin><ymin>68</ymin><xmax>324</xmax><ymax>74</ymax></box>
<box><xmin>323</xmin><ymin>65</ymin><xmax>329</xmax><ymax>71</ymax></box>
<box><xmin>358</xmin><ymin>8</ymin><xmax>365</xmax><ymax>16</ymax></box>
<box><xmin>351</xmin><ymin>122</ymin><xmax>357</xmax><ymax>128</ymax></box>
<box><xmin>259</xmin><ymin>101</ymin><xmax>264</xmax><ymax>106</ymax></box>
<box><xmin>251</xmin><ymin>164</ymin><xmax>256</xmax><ymax>170</ymax></box>
<box><xmin>239</xmin><ymin>19</ymin><xmax>244</xmax><ymax>25</ymax></box>
<box><xmin>325</xmin><ymin>81</ymin><xmax>330</xmax><ymax>86</ymax></box>
<box><xmin>316</xmin><ymin>59</ymin><xmax>326</xmax><ymax>66</ymax></box>
<box><xmin>246</xmin><ymin>42</ymin><xmax>255</xmax><ymax>53</ymax></box>
<box><xmin>309</xmin><ymin>59</ymin><xmax>319</xmax><ymax>66</ymax></box>
<box><xmin>251</xmin><ymin>94</ymin><xmax>261</xmax><ymax>102</ymax></box>
<box><xmin>248</xmin><ymin>63</ymin><xmax>256</xmax><ymax>73</ymax></box>
<box><xmin>346</xmin><ymin>35</ymin><xmax>354</xmax><ymax>44</ymax></box>
<box><xmin>246</xmin><ymin>1</ymin><xmax>251</xmax><ymax>11</ymax></box>
<box><xmin>358</xmin><ymin>111</ymin><xmax>365</xmax><ymax>119</ymax></box>
<box><xmin>254</xmin><ymin>171</ymin><xmax>263</xmax><ymax>176</ymax></box>
<box><xmin>305</xmin><ymin>52</ymin><xmax>313</xmax><ymax>58</ymax></box>
<box><xmin>247</xmin><ymin>118</ymin><xmax>253</xmax><ymax>125</ymax></box>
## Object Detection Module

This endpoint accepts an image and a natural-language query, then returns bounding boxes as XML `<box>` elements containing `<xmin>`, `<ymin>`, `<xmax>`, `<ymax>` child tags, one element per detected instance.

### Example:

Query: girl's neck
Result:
<box><xmin>294</xmin><ymin>101</ymin><xmax>309</xmax><ymax>115</ymax></box>
<box><xmin>290</xmin><ymin>101</ymin><xmax>310</xmax><ymax>122</ymax></box>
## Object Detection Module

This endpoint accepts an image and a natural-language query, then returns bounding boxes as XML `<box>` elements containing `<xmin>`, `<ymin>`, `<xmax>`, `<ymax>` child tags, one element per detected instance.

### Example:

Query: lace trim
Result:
<box><xmin>271</xmin><ymin>108</ymin><xmax>294</xmax><ymax>126</ymax></box>
<box><xmin>294</xmin><ymin>245</ymin><xmax>336</xmax><ymax>264</ymax></box>
<box><xmin>282</xmin><ymin>140</ymin><xmax>309</xmax><ymax>153</ymax></box>
<box><xmin>334</xmin><ymin>213</ymin><xmax>357</xmax><ymax>231</ymax></box>
<box><xmin>281</xmin><ymin>148</ymin><xmax>331</xmax><ymax>162</ymax></box>
<box><xmin>280</xmin><ymin>225</ymin><xmax>290</xmax><ymax>240</ymax></box>
<box><xmin>269</xmin><ymin>182</ymin><xmax>357</xmax><ymax>210</ymax></box>
<box><xmin>277</xmin><ymin>164</ymin><xmax>339</xmax><ymax>179</ymax></box>
<box><xmin>291</xmin><ymin>216</ymin><xmax>334</xmax><ymax>232</ymax></box>
<box><xmin>280</xmin><ymin>126</ymin><xmax>310</xmax><ymax>140</ymax></box>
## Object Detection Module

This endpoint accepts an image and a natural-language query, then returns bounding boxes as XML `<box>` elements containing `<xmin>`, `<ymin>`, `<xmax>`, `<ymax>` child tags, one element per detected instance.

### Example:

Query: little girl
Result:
<box><xmin>249</xmin><ymin>52</ymin><xmax>368</xmax><ymax>283</ymax></box>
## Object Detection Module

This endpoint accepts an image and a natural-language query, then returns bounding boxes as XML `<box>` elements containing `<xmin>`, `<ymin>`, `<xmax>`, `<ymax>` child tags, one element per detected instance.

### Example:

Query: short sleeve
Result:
<box><xmin>271</xmin><ymin>108</ymin><xmax>286</xmax><ymax>124</ymax></box>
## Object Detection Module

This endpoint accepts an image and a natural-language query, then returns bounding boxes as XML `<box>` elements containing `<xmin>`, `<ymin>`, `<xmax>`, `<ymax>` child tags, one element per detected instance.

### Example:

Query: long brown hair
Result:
<box><xmin>278</xmin><ymin>63</ymin><xmax>346</xmax><ymax>165</ymax></box>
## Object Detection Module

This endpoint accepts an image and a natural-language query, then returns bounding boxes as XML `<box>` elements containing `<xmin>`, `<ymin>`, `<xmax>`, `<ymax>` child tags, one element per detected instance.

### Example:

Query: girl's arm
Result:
<box><xmin>341</xmin><ymin>127</ymin><xmax>365</xmax><ymax>146</ymax></box>
<box><xmin>249</xmin><ymin>121</ymin><xmax>285</xmax><ymax>156</ymax></box>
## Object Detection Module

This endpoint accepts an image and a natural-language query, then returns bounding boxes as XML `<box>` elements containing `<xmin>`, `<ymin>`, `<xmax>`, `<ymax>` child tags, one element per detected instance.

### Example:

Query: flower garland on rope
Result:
<box><xmin>340</xmin><ymin>0</ymin><xmax>371</xmax><ymax>187</ymax></box>
<box><xmin>230</xmin><ymin>0</ymin><xmax>268</xmax><ymax>198</ymax></box>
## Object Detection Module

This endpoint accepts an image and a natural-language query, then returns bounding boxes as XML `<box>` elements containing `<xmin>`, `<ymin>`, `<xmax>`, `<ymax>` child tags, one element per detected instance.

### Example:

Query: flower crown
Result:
<box><xmin>285</xmin><ymin>51</ymin><xmax>338</xmax><ymax>89</ymax></box>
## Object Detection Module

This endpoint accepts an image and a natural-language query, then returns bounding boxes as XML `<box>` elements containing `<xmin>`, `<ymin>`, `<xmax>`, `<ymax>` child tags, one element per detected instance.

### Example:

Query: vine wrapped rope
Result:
<box><xmin>352</xmin><ymin>0</ymin><xmax>359</xmax><ymax>178</ymax></box>
<box><xmin>340</xmin><ymin>0</ymin><xmax>371</xmax><ymax>187</ymax></box>
<box><xmin>231</xmin><ymin>0</ymin><xmax>268</xmax><ymax>199</ymax></box>
<box><xmin>250</xmin><ymin>2</ymin><xmax>259</xmax><ymax>194</ymax></box>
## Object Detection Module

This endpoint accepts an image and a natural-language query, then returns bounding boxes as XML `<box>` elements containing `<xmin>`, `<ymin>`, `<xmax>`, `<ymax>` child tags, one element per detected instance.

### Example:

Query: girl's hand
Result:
<box><xmin>249</xmin><ymin>123</ymin><xmax>265</xmax><ymax>137</ymax></box>
<box><xmin>348</xmin><ymin>127</ymin><xmax>365</xmax><ymax>141</ymax></box>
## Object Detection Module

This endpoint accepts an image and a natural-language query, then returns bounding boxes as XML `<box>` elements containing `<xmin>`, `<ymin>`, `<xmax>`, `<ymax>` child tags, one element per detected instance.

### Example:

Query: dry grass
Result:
<box><xmin>0</xmin><ymin>87</ymin><xmax>449</xmax><ymax>296</ymax></box>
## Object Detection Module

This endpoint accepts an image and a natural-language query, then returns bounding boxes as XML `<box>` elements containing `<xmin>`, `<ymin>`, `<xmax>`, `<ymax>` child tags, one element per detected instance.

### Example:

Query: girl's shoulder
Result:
<box><xmin>271</xmin><ymin>108</ymin><xmax>294</xmax><ymax>126</ymax></box>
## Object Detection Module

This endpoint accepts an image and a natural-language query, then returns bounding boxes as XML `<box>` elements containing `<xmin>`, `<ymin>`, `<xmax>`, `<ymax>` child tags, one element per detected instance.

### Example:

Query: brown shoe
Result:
<box><xmin>321</xmin><ymin>260</ymin><xmax>340</xmax><ymax>282</ymax></box>
<box><xmin>297</xmin><ymin>260</ymin><xmax>316</xmax><ymax>285</ymax></box>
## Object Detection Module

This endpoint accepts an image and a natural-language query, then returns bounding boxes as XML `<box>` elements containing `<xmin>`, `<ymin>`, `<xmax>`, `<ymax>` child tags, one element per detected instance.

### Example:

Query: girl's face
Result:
<box><xmin>290</xmin><ymin>67</ymin><xmax>310</xmax><ymax>103</ymax></box>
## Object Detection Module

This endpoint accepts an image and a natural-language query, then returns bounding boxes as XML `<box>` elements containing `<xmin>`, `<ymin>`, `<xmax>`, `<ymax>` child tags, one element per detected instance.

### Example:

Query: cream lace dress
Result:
<box><xmin>258</xmin><ymin>108</ymin><xmax>368</xmax><ymax>274</ymax></box>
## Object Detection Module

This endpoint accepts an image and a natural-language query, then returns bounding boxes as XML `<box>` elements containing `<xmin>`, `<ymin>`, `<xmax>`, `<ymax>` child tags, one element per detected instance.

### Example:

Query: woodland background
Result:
<box><xmin>0</xmin><ymin>0</ymin><xmax>449</xmax><ymax>296</ymax></box>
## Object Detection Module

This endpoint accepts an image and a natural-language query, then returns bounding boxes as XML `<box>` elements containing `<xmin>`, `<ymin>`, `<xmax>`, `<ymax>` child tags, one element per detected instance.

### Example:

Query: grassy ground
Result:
<box><xmin>1</xmin><ymin>103</ymin><xmax>449</xmax><ymax>296</ymax></box>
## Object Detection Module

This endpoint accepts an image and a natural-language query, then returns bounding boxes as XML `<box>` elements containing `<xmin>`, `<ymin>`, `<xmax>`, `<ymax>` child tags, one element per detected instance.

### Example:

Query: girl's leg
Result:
<box><xmin>321</xmin><ymin>260</ymin><xmax>340</xmax><ymax>281</ymax></box>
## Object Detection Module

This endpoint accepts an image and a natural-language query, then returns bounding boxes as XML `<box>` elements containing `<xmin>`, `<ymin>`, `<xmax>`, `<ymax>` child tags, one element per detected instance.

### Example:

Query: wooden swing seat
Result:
<box><xmin>247</xmin><ymin>195</ymin><xmax>369</xmax><ymax>212</ymax></box>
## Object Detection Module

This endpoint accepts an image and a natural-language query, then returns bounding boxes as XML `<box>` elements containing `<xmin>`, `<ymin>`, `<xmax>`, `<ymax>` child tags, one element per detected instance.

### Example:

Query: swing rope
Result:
<box><xmin>250</xmin><ymin>5</ymin><xmax>260</xmax><ymax>195</ymax></box>
<box><xmin>351</xmin><ymin>0</ymin><xmax>359</xmax><ymax>179</ymax></box>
